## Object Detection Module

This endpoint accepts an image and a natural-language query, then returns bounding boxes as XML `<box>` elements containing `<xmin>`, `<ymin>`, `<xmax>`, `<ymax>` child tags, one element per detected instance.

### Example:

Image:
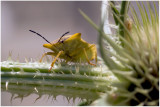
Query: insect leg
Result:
<box><xmin>95</xmin><ymin>47</ymin><xmax>97</xmax><ymax>64</ymax></box>
<box><xmin>52</xmin><ymin>56</ymin><xmax>55</xmax><ymax>60</ymax></box>
<box><xmin>39</xmin><ymin>52</ymin><xmax>55</xmax><ymax>62</ymax></box>
<box><xmin>49</xmin><ymin>51</ymin><xmax>63</xmax><ymax>72</ymax></box>
<box><xmin>90</xmin><ymin>44</ymin><xmax>97</xmax><ymax>64</ymax></box>
<box><xmin>93</xmin><ymin>45</ymin><xmax>97</xmax><ymax>64</ymax></box>
<box><xmin>83</xmin><ymin>48</ymin><xmax>96</xmax><ymax>66</ymax></box>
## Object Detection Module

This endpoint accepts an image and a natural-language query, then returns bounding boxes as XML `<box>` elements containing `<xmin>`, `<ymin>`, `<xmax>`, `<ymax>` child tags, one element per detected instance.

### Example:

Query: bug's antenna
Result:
<box><xmin>58</xmin><ymin>31</ymin><xmax>70</xmax><ymax>42</ymax></box>
<box><xmin>29</xmin><ymin>30</ymin><xmax>51</xmax><ymax>44</ymax></box>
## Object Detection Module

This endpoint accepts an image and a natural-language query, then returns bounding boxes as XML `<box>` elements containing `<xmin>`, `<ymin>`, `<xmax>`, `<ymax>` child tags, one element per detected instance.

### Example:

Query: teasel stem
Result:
<box><xmin>1</xmin><ymin>60</ymin><xmax>116</xmax><ymax>102</ymax></box>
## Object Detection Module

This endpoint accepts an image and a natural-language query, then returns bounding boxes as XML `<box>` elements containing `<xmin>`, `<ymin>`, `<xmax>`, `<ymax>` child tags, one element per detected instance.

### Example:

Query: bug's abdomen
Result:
<box><xmin>70</xmin><ymin>44</ymin><xmax>97</xmax><ymax>63</ymax></box>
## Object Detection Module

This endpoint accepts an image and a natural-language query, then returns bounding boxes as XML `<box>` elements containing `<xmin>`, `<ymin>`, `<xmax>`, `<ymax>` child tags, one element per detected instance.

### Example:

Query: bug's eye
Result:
<box><xmin>58</xmin><ymin>31</ymin><xmax>70</xmax><ymax>43</ymax></box>
<box><xmin>57</xmin><ymin>40</ymin><xmax>63</xmax><ymax>43</ymax></box>
<box><xmin>60</xmin><ymin>40</ymin><xmax>64</xmax><ymax>43</ymax></box>
<box><xmin>58</xmin><ymin>38</ymin><xmax>68</xmax><ymax>43</ymax></box>
<box><xmin>57</xmin><ymin>39</ymin><xmax>61</xmax><ymax>43</ymax></box>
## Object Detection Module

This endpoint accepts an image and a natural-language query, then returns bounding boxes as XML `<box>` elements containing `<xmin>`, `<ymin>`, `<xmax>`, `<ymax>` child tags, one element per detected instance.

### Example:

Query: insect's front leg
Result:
<box><xmin>39</xmin><ymin>52</ymin><xmax>55</xmax><ymax>62</ymax></box>
<box><xmin>49</xmin><ymin>51</ymin><xmax>63</xmax><ymax>72</ymax></box>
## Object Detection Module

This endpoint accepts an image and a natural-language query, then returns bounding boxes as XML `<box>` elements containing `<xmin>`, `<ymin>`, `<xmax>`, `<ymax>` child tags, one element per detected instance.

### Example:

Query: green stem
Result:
<box><xmin>1</xmin><ymin>61</ymin><xmax>116</xmax><ymax>102</ymax></box>
<box><xmin>119</xmin><ymin>1</ymin><xmax>130</xmax><ymax>38</ymax></box>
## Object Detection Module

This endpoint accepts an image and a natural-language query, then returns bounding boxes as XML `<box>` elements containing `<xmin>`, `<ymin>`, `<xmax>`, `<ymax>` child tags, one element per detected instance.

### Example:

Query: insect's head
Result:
<box><xmin>29</xmin><ymin>30</ymin><xmax>81</xmax><ymax>50</ymax></box>
<box><xmin>57</xmin><ymin>31</ymin><xmax>70</xmax><ymax>43</ymax></box>
<box><xmin>29</xmin><ymin>30</ymin><xmax>71</xmax><ymax>50</ymax></box>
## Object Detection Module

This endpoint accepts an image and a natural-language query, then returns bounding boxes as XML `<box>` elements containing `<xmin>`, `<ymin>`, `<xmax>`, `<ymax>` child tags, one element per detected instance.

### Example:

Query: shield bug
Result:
<box><xmin>29</xmin><ymin>30</ymin><xmax>97</xmax><ymax>72</ymax></box>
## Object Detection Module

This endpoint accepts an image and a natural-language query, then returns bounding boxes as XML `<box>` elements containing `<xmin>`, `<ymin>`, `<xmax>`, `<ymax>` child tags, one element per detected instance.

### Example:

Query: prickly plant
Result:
<box><xmin>1</xmin><ymin>54</ymin><xmax>117</xmax><ymax>105</ymax></box>
<box><xmin>80</xmin><ymin>1</ymin><xmax>159</xmax><ymax>106</ymax></box>
<box><xmin>1</xmin><ymin>1</ymin><xmax>159</xmax><ymax>106</ymax></box>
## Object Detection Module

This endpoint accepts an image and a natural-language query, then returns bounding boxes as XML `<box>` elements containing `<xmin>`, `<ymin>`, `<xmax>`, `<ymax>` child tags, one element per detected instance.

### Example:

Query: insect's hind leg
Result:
<box><xmin>91</xmin><ymin>44</ymin><xmax>97</xmax><ymax>64</ymax></box>
<box><xmin>39</xmin><ymin>52</ymin><xmax>55</xmax><ymax>62</ymax></box>
<box><xmin>49</xmin><ymin>51</ymin><xmax>63</xmax><ymax>72</ymax></box>
<box><xmin>83</xmin><ymin>48</ymin><xmax>96</xmax><ymax>66</ymax></box>
<box><xmin>95</xmin><ymin>48</ymin><xmax>97</xmax><ymax>64</ymax></box>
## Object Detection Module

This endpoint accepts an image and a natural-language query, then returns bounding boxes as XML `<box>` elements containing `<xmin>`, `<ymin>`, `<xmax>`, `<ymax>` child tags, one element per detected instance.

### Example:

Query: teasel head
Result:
<box><xmin>97</xmin><ymin>1</ymin><xmax>159</xmax><ymax>106</ymax></box>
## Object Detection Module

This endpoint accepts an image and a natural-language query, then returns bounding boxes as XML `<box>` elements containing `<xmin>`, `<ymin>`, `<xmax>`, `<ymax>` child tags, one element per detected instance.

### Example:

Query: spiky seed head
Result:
<box><xmin>101</xmin><ymin>1</ymin><xmax>159</xmax><ymax>106</ymax></box>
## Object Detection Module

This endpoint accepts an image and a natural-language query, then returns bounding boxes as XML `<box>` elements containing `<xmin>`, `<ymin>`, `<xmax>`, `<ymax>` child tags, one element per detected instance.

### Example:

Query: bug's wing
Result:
<box><xmin>70</xmin><ymin>44</ymin><xmax>97</xmax><ymax>63</ymax></box>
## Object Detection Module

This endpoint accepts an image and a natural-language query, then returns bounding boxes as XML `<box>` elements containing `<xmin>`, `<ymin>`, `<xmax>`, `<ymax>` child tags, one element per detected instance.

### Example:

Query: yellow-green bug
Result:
<box><xmin>30</xmin><ymin>30</ymin><xmax>97</xmax><ymax>72</ymax></box>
